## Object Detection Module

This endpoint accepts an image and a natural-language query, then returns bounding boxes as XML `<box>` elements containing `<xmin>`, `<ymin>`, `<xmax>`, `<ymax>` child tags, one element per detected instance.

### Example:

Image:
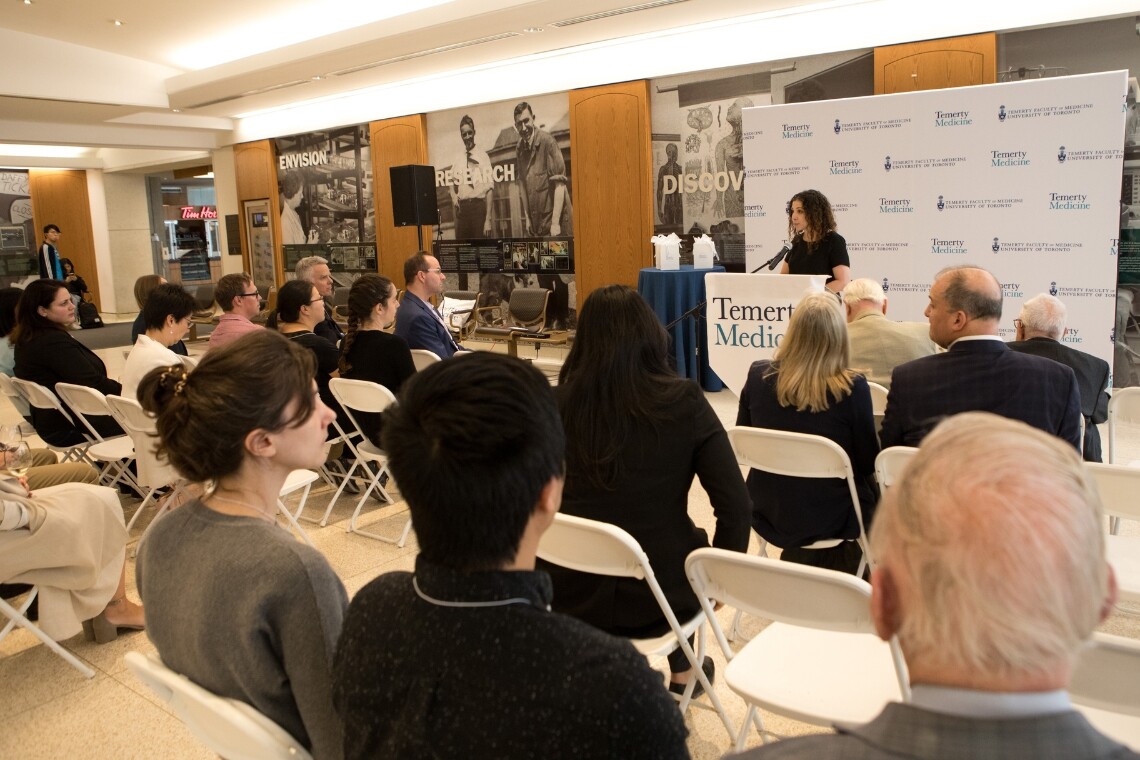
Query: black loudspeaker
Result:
<box><xmin>390</xmin><ymin>165</ymin><xmax>439</xmax><ymax>227</ymax></box>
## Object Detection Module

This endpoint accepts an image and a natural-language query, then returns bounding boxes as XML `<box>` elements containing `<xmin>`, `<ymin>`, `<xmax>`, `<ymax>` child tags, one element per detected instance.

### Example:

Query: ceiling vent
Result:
<box><xmin>328</xmin><ymin>32</ymin><xmax>522</xmax><ymax>77</ymax></box>
<box><xmin>551</xmin><ymin>0</ymin><xmax>691</xmax><ymax>28</ymax></box>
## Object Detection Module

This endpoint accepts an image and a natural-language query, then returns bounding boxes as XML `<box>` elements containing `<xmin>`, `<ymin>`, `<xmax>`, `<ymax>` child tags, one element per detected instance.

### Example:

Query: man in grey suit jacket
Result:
<box><xmin>735</xmin><ymin>413</ymin><xmax>1133</xmax><ymax>760</ymax></box>
<box><xmin>879</xmin><ymin>266</ymin><xmax>1082</xmax><ymax>450</ymax></box>
<box><xmin>1008</xmin><ymin>293</ymin><xmax>1111</xmax><ymax>462</ymax></box>
<box><xmin>843</xmin><ymin>278</ymin><xmax>938</xmax><ymax>388</ymax></box>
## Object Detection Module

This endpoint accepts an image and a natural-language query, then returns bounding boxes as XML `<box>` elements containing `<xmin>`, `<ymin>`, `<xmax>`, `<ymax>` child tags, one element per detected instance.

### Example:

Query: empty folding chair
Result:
<box><xmin>328</xmin><ymin>378</ymin><xmax>411</xmax><ymax>546</ymax></box>
<box><xmin>1070</xmin><ymin>632</ymin><xmax>1140</xmax><ymax>750</ymax></box>
<box><xmin>874</xmin><ymin>446</ymin><xmax>919</xmax><ymax>490</ymax></box>
<box><xmin>537</xmin><ymin>513</ymin><xmax>735</xmax><ymax>740</ymax></box>
<box><xmin>1107</xmin><ymin>386</ymin><xmax>1140</xmax><ymax>465</ymax></box>
<box><xmin>124</xmin><ymin>652</ymin><xmax>312</xmax><ymax>760</ymax></box>
<box><xmin>105</xmin><ymin>395</ymin><xmax>187</xmax><ymax>534</ymax></box>
<box><xmin>410</xmin><ymin>349</ymin><xmax>441</xmax><ymax>372</ymax></box>
<box><xmin>1086</xmin><ymin>462</ymin><xmax>1140</xmax><ymax>605</ymax></box>
<box><xmin>54</xmin><ymin>383</ymin><xmax>139</xmax><ymax>493</ymax></box>
<box><xmin>686</xmin><ymin>547</ymin><xmax>909</xmax><ymax>750</ymax></box>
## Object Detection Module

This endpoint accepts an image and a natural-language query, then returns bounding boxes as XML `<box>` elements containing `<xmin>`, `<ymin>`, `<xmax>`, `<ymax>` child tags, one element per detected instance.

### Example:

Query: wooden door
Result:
<box><xmin>875</xmin><ymin>33</ymin><xmax>996</xmax><ymax>94</ymax></box>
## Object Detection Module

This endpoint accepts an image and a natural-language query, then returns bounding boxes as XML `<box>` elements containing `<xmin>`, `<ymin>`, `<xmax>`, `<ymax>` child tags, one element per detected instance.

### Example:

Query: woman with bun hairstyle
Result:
<box><xmin>135</xmin><ymin>331</ymin><xmax>347</xmax><ymax>758</ymax></box>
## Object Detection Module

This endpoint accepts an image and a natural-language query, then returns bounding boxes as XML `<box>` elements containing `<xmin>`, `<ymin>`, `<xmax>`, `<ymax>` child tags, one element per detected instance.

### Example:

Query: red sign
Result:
<box><xmin>181</xmin><ymin>206</ymin><xmax>218</xmax><ymax>220</ymax></box>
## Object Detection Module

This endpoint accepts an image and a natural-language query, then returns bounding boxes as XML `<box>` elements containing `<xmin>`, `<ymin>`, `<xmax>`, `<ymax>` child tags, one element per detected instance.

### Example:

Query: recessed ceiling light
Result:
<box><xmin>311</xmin><ymin>75</ymin><xmax>324</xmax><ymax>81</ymax></box>
<box><xmin>112</xmin><ymin>19</ymin><xmax>124</xmax><ymax>26</ymax></box>
<box><xmin>23</xmin><ymin>1</ymin><xmax>33</xmax><ymax>6</ymax></box>
<box><xmin>523</xmin><ymin>26</ymin><xmax>544</xmax><ymax>33</ymax></box>
<box><xmin>171</xmin><ymin>108</ymin><xmax>182</xmax><ymax>113</ymax></box>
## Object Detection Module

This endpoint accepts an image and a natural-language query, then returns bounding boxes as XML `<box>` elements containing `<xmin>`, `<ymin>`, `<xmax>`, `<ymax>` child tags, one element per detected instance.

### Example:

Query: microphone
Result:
<box><xmin>756</xmin><ymin>232</ymin><xmax>802</xmax><ymax>273</ymax></box>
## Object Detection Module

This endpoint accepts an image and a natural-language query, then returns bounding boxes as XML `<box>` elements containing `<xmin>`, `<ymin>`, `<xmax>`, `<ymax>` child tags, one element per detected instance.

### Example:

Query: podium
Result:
<box><xmin>638</xmin><ymin>265</ymin><xmax>725</xmax><ymax>391</ymax></box>
<box><xmin>704</xmin><ymin>273</ymin><xmax>827</xmax><ymax>396</ymax></box>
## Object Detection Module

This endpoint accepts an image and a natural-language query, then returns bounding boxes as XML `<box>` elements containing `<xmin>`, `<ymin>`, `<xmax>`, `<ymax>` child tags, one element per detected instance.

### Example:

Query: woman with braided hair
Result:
<box><xmin>135</xmin><ymin>330</ymin><xmax>346</xmax><ymax>758</ymax></box>
<box><xmin>338</xmin><ymin>273</ymin><xmax>415</xmax><ymax>446</ymax></box>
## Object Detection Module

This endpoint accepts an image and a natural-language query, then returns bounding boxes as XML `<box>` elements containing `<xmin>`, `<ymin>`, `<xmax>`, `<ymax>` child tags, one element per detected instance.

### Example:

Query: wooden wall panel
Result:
<box><xmin>875</xmin><ymin>33</ymin><xmax>996</xmax><ymax>94</ymax></box>
<box><xmin>233</xmin><ymin>140</ymin><xmax>277</xmax><ymax>281</ymax></box>
<box><xmin>569</xmin><ymin>80</ymin><xmax>653</xmax><ymax>300</ymax></box>
<box><xmin>369</xmin><ymin>115</ymin><xmax>430</xmax><ymax>287</ymax></box>
<box><xmin>29</xmin><ymin>169</ymin><xmax>100</xmax><ymax>309</ymax></box>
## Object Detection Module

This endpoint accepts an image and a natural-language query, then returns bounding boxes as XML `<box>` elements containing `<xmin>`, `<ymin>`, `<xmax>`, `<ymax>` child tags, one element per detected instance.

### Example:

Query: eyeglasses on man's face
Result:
<box><xmin>238</xmin><ymin>291</ymin><xmax>260</xmax><ymax>299</ymax></box>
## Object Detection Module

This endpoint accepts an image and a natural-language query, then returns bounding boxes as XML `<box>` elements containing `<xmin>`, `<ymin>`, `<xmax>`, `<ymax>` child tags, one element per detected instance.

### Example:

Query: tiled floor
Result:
<box><xmin>2</xmin><ymin>335</ymin><xmax>1139</xmax><ymax>759</ymax></box>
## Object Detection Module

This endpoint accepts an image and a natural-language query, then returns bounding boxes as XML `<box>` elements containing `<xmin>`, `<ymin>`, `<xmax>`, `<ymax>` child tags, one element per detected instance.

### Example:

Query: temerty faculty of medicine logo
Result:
<box><xmin>998</xmin><ymin>105</ymin><xmax>1007</xmax><ymax>122</ymax></box>
<box><xmin>782</xmin><ymin>122</ymin><xmax>813</xmax><ymax>139</ymax></box>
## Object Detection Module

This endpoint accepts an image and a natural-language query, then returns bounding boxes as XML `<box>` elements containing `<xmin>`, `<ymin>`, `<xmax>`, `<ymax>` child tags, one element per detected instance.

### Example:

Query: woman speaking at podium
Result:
<box><xmin>780</xmin><ymin>189</ymin><xmax>850</xmax><ymax>293</ymax></box>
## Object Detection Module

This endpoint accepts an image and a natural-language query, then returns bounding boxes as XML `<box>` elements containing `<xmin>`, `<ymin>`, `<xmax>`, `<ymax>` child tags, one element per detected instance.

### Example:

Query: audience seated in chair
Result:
<box><xmin>539</xmin><ymin>284</ymin><xmax>751</xmax><ymax>696</ymax></box>
<box><xmin>338</xmin><ymin>273</ymin><xmax>415</xmax><ymax>447</ymax></box>
<box><xmin>208</xmin><ymin>273</ymin><xmax>265</xmax><ymax>351</ymax></box>
<box><xmin>736</xmin><ymin>290</ymin><xmax>879</xmax><ymax>575</ymax></box>
<box><xmin>879</xmin><ymin>266</ymin><xmax>1081</xmax><ymax>450</ymax></box>
<box><xmin>136</xmin><ymin>331</ymin><xmax>347</xmax><ymax>760</ymax></box>
<box><xmin>734</xmin><ymin>413</ymin><xmax>1135</xmax><ymax>760</ymax></box>
<box><xmin>333</xmin><ymin>352</ymin><xmax>689</xmax><ymax>759</ymax></box>
<box><xmin>394</xmin><ymin>252</ymin><xmax>462</xmax><ymax>358</ymax></box>
<box><xmin>131</xmin><ymin>275</ymin><xmax>188</xmax><ymax>357</ymax></box>
<box><xmin>0</xmin><ymin>480</ymin><xmax>144</xmax><ymax>643</ymax></box>
<box><xmin>13</xmin><ymin>279</ymin><xmax>123</xmax><ymax>446</ymax></box>
<box><xmin>121</xmin><ymin>284</ymin><xmax>196</xmax><ymax>401</ymax></box>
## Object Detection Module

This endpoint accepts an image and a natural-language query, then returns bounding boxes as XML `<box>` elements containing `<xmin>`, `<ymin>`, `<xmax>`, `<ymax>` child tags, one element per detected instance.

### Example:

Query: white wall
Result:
<box><xmin>102</xmin><ymin>173</ymin><xmax>154</xmax><ymax>316</ymax></box>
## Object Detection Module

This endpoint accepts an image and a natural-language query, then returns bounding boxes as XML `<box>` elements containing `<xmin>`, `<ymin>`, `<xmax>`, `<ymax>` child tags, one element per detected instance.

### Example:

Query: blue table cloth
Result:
<box><xmin>637</xmin><ymin>265</ymin><xmax>724</xmax><ymax>391</ymax></box>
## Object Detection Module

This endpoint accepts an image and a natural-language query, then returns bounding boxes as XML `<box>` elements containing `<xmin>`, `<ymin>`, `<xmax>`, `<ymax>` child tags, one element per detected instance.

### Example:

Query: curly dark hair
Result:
<box><xmin>787</xmin><ymin>189</ymin><xmax>837</xmax><ymax>250</ymax></box>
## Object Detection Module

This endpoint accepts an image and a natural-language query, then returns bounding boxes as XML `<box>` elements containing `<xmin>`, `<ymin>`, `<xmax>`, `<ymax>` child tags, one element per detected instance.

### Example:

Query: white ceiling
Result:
<box><xmin>1</xmin><ymin>0</ymin><xmax>1136</xmax><ymax>171</ymax></box>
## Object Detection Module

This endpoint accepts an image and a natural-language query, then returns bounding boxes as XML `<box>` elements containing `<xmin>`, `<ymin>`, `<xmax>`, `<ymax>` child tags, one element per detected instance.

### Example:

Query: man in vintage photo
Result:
<box><xmin>513</xmin><ymin>101</ymin><xmax>569</xmax><ymax>237</ymax></box>
<box><xmin>448</xmin><ymin>115</ymin><xmax>495</xmax><ymax>239</ymax></box>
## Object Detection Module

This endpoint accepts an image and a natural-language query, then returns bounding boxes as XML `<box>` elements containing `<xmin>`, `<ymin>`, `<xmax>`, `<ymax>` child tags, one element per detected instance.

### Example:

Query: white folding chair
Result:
<box><xmin>537</xmin><ymin>513</ymin><xmax>736</xmax><ymax>740</ymax></box>
<box><xmin>410</xmin><ymin>349</ymin><xmax>441</xmax><ymax>372</ymax></box>
<box><xmin>1107</xmin><ymin>386</ymin><xmax>1140</xmax><ymax>465</ymax></box>
<box><xmin>105</xmin><ymin>395</ymin><xmax>187</xmax><ymax>534</ymax></box>
<box><xmin>0</xmin><ymin>587</ymin><xmax>95</xmax><ymax>678</ymax></box>
<box><xmin>727</xmin><ymin>426</ymin><xmax>873</xmax><ymax>574</ymax></box>
<box><xmin>867</xmin><ymin>381</ymin><xmax>889</xmax><ymax>439</ymax></box>
<box><xmin>327</xmin><ymin>378</ymin><xmax>411</xmax><ymax>546</ymax></box>
<box><xmin>1070</xmin><ymin>632</ymin><xmax>1140</xmax><ymax>750</ymax></box>
<box><xmin>1086</xmin><ymin>462</ymin><xmax>1140</xmax><ymax>605</ymax></box>
<box><xmin>124</xmin><ymin>651</ymin><xmax>312</xmax><ymax>760</ymax></box>
<box><xmin>277</xmin><ymin>469</ymin><xmax>319</xmax><ymax>547</ymax></box>
<box><xmin>54</xmin><ymin>383</ymin><xmax>139</xmax><ymax>493</ymax></box>
<box><xmin>686</xmin><ymin>547</ymin><xmax>909</xmax><ymax>750</ymax></box>
<box><xmin>874</xmin><ymin>445</ymin><xmax>919</xmax><ymax>489</ymax></box>
<box><xmin>0</xmin><ymin>372</ymin><xmax>31</xmax><ymax>422</ymax></box>
<box><xmin>9</xmin><ymin>378</ymin><xmax>93</xmax><ymax>464</ymax></box>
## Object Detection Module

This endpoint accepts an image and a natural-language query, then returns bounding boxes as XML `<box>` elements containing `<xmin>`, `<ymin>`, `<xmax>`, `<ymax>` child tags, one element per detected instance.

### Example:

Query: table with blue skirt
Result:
<box><xmin>637</xmin><ymin>265</ymin><xmax>724</xmax><ymax>391</ymax></box>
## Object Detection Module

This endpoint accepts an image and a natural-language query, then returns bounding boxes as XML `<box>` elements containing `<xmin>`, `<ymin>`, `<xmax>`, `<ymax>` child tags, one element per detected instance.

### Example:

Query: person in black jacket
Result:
<box><xmin>543</xmin><ymin>284</ymin><xmax>751</xmax><ymax>696</ymax></box>
<box><xmin>1008</xmin><ymin>293</ymin><xmax>1111</xmax><ymax>461</ymax></box>
<box><xmin>12</xmin><ymin>279</ymin><xmax>122</xmax><ymax>446</ymax></box>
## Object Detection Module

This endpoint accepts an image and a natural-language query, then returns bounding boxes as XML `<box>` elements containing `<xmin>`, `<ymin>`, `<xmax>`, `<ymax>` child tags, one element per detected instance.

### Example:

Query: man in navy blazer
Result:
<box><xmin>879</xmin><ymin>266</ymin><xmax>1081</xmax><ymax>450</ymax></box>
<box><xmin>1008</xmin><ymin>293</ymin><xmax>1110</xmax><ymax>462</ymax></box>
<box><xmin>735</xmin><ymin>413</ymin><xmax>1130</xmax><ymax>760</ymax></box>
<box><xmin>394</xmin><ymin>252</ymin><xmax>460</xmax><ymax>359</ymax></box>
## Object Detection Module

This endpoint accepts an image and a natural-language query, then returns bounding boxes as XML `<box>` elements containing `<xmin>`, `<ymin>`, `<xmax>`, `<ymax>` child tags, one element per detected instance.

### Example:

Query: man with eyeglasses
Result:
<box><xmin>394</xmin><ymin>252</ymin><xmax>461</xmax><ymax>358</ymax></box>
<box><xmin>208</xmin><ymin>272</ymin><xmax>265</xmax><ymax>350</ymax></box>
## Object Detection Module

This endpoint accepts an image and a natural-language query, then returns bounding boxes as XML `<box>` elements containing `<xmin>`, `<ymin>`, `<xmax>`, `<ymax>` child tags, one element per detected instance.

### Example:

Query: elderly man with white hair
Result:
<box><xmin>735</xmin><ymin>412</ymin><xmax>1133</xmax><ymax>760</ymax></box>
<box><xmin>842</xmin><ymin>278</ymin><xmax>938</xmax><ymax>388</ymax></box>
<box><xmin>1009</xmin><ymin>293</ymin><xmax>1110</xmax><ymax>462</ymax></box>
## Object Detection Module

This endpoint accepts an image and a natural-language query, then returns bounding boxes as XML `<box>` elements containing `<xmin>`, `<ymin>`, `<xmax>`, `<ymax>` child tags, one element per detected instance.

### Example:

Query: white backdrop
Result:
<box><xmin>736</xmin><ymin>71</ymin><xmax>1128</xmax><ymax>374</ymax></box>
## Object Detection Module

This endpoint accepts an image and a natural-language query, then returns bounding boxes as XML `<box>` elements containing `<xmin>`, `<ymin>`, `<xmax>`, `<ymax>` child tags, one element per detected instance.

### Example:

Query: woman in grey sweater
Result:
<box><xmin>135</xmin><ymin>330</ymin><xmax>347</xmax><ymax>760</ymax></box>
